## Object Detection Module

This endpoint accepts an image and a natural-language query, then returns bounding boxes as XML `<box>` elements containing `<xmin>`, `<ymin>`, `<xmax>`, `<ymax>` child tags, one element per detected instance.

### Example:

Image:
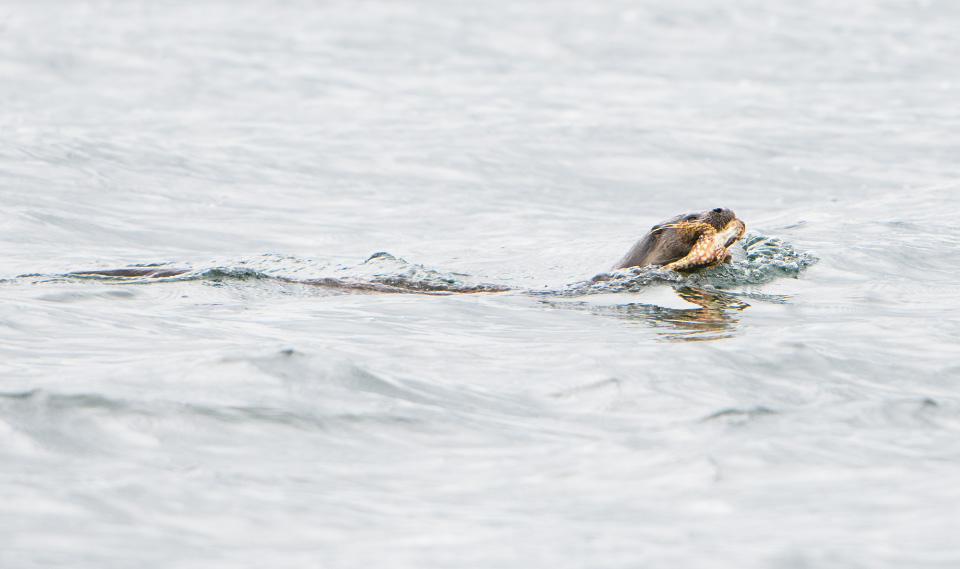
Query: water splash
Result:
<box><xmin>702</xmin><ymin>232</ymin><xmax>820</xmax><ymax>287</ymax></box>
<box><xmin>335</xmin><ymin>252</ymin><xmax>510</xmax><ymax>293</ymax></box>
<box><xmin>553</xmin><ymin>231</ymin><xmax>817</xmax><ymax>296</ymax></box>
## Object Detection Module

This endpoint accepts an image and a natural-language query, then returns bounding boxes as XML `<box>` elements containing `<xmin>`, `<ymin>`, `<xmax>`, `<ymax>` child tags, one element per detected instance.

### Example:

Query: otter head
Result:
<box><xmin>614</xmin><ymin>207</ymin><xmax>746</xmax><ymax>271</ymax></box>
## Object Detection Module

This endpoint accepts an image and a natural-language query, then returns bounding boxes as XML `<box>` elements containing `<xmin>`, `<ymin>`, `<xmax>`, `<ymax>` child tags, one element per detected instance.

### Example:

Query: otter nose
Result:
<box><xmin>713</xmin><ymin>207</ymin><xmax>724</xmax><ymax>213</ymax></box>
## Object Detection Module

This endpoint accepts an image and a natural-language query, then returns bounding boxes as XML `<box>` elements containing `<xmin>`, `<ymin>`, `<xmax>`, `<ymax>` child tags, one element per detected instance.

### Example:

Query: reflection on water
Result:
<box><xmin>541</xmin><ymin>286</ymin><xmax>750</xmax><ymax>342</ymax></box>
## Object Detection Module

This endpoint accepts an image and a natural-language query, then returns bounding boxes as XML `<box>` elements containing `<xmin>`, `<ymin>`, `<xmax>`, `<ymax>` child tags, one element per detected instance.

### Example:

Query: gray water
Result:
<box><xmin>2</xmin><ymin>1</ymin><xmax>960</xmax><ymax>567</ymax></box>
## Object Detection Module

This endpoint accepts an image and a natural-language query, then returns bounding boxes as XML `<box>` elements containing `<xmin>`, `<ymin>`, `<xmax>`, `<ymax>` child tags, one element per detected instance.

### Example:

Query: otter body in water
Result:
<box><xmin>614</xmin><ymin>207</ymin><xmax>745</xmax><ymax>271</ymax></box>
<box><xmin>68</xmin><ymin>208</ymin><xmax>746</xmax><ymax>291</ymax></box>
<box><xmin>70</xmin><ymin>268</ymin><xmax>190</xmax><ymax>278</ymax></box>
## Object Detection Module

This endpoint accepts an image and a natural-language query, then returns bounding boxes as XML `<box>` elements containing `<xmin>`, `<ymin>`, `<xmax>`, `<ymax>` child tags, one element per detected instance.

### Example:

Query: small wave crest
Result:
<box><xmin>332</xmin><ymin>252</ymin><xmax>509</xmax><ymax>293</ymax></box>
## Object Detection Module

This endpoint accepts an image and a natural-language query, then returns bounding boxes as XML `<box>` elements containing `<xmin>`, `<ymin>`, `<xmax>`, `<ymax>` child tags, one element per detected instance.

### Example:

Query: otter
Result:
<box><xmin>70</xmin><ymin>268</ymin><xmax>190</xmax><ymax>278</ymax></box>
<box><xmin>614</xmin><ymin>207</ymin><xmax>745</xmax><ymax>271</ymax></box>
<box><xmin>68</xmin><ymin>208</ymin><xmax>746</xmax><ymax>290</ymax></box>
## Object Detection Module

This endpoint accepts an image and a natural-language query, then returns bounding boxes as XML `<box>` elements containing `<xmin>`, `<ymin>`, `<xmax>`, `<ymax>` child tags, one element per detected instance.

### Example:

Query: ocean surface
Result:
<box><xmin>2</xmin><ymin>1</ymin><xmax>960</xmax><ymax>567</ymax></box>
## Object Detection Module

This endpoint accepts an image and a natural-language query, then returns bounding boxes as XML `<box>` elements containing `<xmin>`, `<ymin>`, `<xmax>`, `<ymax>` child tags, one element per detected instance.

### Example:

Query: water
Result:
<box><xmin>2</xmin><ymin>1</ymin><xmax>960</xmax><ymax>567</ymax></box>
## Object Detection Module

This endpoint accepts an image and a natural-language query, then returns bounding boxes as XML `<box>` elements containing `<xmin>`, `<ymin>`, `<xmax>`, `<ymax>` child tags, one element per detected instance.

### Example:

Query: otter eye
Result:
<box><xmin>713</xmin><ymin>208</ymin><xmax>723</xmax><ymax>213</ymax></box>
